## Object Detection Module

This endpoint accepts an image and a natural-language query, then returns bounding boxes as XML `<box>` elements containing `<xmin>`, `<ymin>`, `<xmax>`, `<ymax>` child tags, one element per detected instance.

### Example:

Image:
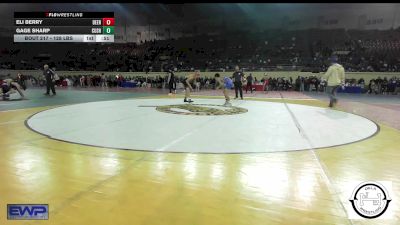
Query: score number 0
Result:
<box><xmin>102</xmin><ymin>18</ymin><xmax>115</xmax><ymax>26</ymax></box>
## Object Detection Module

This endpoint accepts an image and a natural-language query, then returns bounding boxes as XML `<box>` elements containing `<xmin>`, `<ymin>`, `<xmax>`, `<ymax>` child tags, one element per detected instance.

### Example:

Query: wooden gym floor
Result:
<box><xmin>0</xmin><ymin>88</ymin><xmax>399</xmax><ymax>225</ymax></box>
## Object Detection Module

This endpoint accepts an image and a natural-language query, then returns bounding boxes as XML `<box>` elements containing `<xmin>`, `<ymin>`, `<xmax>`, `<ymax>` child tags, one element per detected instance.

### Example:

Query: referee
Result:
<box><xmin>167</xmin><ymin>65</ymin><xmax>176</xmax><ymax>95</ymax></box>
<box><xmin>233</xmin><ymin>65</ymin><xmax>244</xmax><ymax>99</ymax></box>
<box><xmin>43</xmin><ymin>64</ymin><xmax>56</xmax><ymax>96</ymax></box>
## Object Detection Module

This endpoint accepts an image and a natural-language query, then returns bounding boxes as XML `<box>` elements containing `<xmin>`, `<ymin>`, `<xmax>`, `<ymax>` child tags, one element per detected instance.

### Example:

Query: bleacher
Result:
<box><xmin>1</xmin><ymin>28</ymin><xmax>400</xmax><ymax>73</ymax></box>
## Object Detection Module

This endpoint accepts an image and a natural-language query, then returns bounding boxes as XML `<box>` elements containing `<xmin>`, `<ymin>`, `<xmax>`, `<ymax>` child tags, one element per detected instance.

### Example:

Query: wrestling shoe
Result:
<box><xmin>2</xmin><ymin>93</ymin><xmax>9</xmax><ymax>100</ymax></box>
<box><xmin>223</xmin><ymin>101</ymin><xmax>232</xmax><ymax>107</ymax></box>
<box><xmin>184</xmin><ymin>99</ymin><xmax>193</xmax><ymax>103</ymax></box>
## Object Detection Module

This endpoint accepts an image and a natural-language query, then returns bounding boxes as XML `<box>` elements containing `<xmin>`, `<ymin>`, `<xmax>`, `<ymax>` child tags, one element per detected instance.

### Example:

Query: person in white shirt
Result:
<box><xmin>195</xmin><ymin>81</ymin><xmax>200</xmax><ymax>92</ymax></box>
<box><xmin>80</xmin><ymin>76</ymin><xmax>85</xmax><ymax>87</ymax></box>
<box><xmin>101</xmin><ymin>73</ymin><xmax>107</xmax><ymax>87</ymax></box>
<box><xmin>321</xmin><ymin>55</ymin><xmax>345</xmax><ymax>108</ymax></box>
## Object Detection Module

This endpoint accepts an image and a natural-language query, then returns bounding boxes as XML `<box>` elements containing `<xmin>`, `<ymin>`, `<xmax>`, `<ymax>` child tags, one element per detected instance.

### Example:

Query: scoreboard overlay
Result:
<box><xmin>14</xmin><ymin>12</ymin><xmax>114</xmax><ymax>43</ymax></box>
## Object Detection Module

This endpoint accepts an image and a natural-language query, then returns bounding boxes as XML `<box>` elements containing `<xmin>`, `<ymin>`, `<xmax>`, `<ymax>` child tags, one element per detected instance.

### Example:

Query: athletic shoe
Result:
<box><xmin>223</xmin><ymin>102</ymin><xmax>232</xmax><ymax>107</ymax></box>
<box><xmin>184</xmin><ymin>99</ymin><xmax>193</xmax><ymax>103</ymax></box>
<box><xmin>44</xmin><ymin>93</ymin><xmax>50</xmax><ymax>95</ymax></box>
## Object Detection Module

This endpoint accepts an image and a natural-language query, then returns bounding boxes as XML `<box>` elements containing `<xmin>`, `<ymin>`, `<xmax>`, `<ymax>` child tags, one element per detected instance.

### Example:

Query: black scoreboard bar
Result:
<box><xmin>15</xmin><ymin>19</ymin><xmax>107</xmax><ymax>26</ymax></box>
<box><xmin>16</xmin><ymin>26</ymin><xmax>105</xmax><ymax>34</ymax></box>
<box><xmin>14</xmin><ymin>12</ymin><xmax>114</xmax><ymax>18</ymax></box>
<box><xmin>14</xmin><ymin>12</ymin><xmax>115</xmax><ymax>42</ymax></box>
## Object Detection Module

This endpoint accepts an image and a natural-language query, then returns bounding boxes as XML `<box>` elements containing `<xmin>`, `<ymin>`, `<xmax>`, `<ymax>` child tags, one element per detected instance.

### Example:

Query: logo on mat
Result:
<box><xmin>156</xmin><ymin>104</ymin><xmax>248</xmax><ymax>116</ymax></box>
<box><xmin>7</xmin><ymin>204</ymin><xmax>49</xmax><ymax>220</ymax></box>
<box><xmin>349</xmin><ymin>181</ymin><xmax>391</xmax><ymax>219</ymax></box>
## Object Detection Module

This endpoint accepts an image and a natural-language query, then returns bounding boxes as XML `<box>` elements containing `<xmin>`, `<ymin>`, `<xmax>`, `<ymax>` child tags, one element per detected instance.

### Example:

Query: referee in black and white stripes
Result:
<box><xmin>43</xmin><ymin>64</ymin><xmax>56</xmax><ymax>96</ymax></box>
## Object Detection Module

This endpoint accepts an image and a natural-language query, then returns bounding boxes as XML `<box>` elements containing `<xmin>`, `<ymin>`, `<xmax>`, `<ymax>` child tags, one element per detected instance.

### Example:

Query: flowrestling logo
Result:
<box><xmin>7</xmin><ymin>204</ymin><xmax>49</xmax><ymax>220</ymax></box>
<box><xmin>348</xmin><ymin>181</ymin><xmax>392</xmax><ymax>219</ymax></box>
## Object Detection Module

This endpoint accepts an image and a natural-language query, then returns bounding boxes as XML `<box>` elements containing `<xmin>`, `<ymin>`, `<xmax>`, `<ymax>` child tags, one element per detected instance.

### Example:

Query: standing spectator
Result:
<box><xmin>381</xmin><ymin>77</ymin><xmax>388</xmax><ymax>95</ymax></box>
<box><xmin>263</xmin><ymin>76</ymin><xmax>269</xmax><ymax>93</ymax></box>
<box><xmin>101</xmin><ymin>73</ymin><xmax>107</xmax><ymax>87</ymax></box>
<box><xmin>233</xmin><ymin>65</ymin><xmax>244</xmax><ymax>99</ymax></box>
<box><xmin>205</xmin><ymin>79</ymin><xmax>210</xmax><ymax>89</ymax></box>
<box><xmin>80</xmin><ymin>76</ymin><xmax>85</xmax><ymax>87</ymax></box>
<box><xmin>17</xmin><ymin>73</ymin><xmax>26</xmax><ymax>90</ymax></box>
<box><xmin>30</xmin><ymin>76</ymin><xmax>37</xmax><ymax>87</ymax></box>
<box><xmin>394</xmin><ymin>79</ymin><xmax>400</xmax><ymax>95</ymax></box>
<box><xmin>368</xmin><ymin>79</ymin><xmax>379</xmax><ymax>95</ymax></box>
<box><xmin>43</xmin><ymin>64</ymin><xmax>56</xmax><ymax>96</ymax></box>
<box><xmin>117</xmin><ymin>74</ymin><xmax>124</xmax><ymax>87</ymax></box>
<box><xmin>315</xmin><ymin>77</ymin><xmax>320</xmax><ymax>92</ymax></box>
<box><xmin>167</xmin><ymin>67</ymin><xmax>176</xmax><ymax>95</ymax></box>
<box><xmin>246</xmin><ymin>73</ymin><xmax>254</xmax><ymax>93</ymax></box>
<box><xmin>295</xmin><ymin>76</ymin><xmax>300</xmax><ymax>91</ymax></box>
<box><xmin>300</xmin><ymin>76</ymin><xmax>305</xmax><ymax>92</ymax></box>
<box><xmin>195</xmin><ymin>79</ymin><xmax>201</xmax><ymax>92</ymax></box>
<box><xmin>87</xmin><ymin>75</ymin><xmax>92</xmax><ymax>87</ymax></box>
<box><xmin>321</xmin><ymin>56</ymin><xmax>345</xmax><ymax>107</ymax></box>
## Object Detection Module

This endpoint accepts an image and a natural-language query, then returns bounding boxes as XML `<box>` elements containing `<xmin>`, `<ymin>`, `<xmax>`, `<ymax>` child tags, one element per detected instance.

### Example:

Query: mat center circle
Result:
<box><xmin>25</xmin><ymin>98</ymin><xmax>378</xmax><ymax>153</ymax></box>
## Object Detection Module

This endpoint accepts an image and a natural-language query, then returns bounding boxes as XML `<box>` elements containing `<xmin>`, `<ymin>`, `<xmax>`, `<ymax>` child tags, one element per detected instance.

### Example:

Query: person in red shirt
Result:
<box><xmin>116</xmin><ymin>74</ymin><xmax>124</xmax><ymax>87</ymax></box>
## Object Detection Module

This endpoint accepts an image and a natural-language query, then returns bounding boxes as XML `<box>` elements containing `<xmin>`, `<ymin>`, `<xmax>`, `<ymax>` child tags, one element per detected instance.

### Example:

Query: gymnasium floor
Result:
<box><xmin>0</xmin><ymin>87</ymin><xmax>399</xmax><ymax>225</ymax></box>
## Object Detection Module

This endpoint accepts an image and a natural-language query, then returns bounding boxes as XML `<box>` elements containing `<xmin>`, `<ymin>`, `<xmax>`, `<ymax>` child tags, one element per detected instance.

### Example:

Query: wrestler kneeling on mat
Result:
<box><xmin>1</xmin><ymin>78</ymin><xmax>26</xmax><ymax>100</ymax></box>
<box><xmin>214</xmin><ymin>73</ymin><xmax>233</xmax><ymax>106</ymax></box>
<box><xmin>183</xmin><ymin>70</ymin><xmax>200</xmax><ymax>103</ymax></box>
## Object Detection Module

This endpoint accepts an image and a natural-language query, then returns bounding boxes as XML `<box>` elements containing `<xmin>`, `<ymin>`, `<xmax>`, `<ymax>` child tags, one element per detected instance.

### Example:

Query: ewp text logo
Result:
<box><xmin>7</xmin><ymin>204</ymin><xmax>49</xmax><ymax>220</ymax></box>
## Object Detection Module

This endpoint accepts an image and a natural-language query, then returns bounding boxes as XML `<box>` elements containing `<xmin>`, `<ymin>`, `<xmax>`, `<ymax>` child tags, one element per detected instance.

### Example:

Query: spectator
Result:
<box><xmin>246</xmin><ymin>73</ymin><xmax>254</xmax><ymax>93</ymax></box>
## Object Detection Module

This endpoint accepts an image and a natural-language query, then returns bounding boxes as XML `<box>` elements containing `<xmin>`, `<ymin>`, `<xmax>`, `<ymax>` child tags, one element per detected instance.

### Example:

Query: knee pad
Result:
<box><xmin>2</xmin><ymin>84</ymin><xmax>10</xmax><ymax>94</ymax></box>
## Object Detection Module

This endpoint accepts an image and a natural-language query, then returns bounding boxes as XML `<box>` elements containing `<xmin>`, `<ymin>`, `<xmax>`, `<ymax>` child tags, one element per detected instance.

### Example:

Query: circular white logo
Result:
<box><xmin>349</xmin><ymin>181</ymin><xmax>391</xmax><ymax>219</ymax></box>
